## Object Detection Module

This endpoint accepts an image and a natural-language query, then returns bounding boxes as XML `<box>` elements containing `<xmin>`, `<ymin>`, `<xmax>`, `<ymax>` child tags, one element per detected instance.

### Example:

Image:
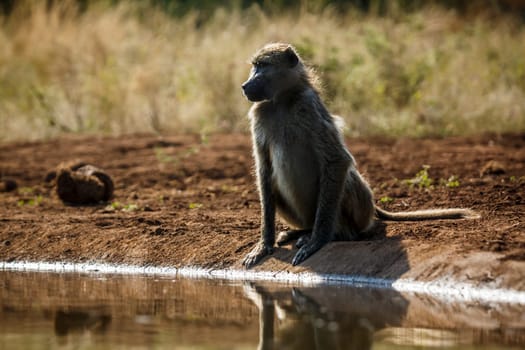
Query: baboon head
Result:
<box><xmin>242</xmin><ymin>43</ymin><xmax>303</xmax><ymax>102</ymax></box>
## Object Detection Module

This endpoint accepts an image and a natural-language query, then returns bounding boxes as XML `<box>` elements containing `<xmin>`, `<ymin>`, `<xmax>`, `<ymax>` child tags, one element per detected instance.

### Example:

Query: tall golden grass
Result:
<box><xmin>0</xmin><ymin>1</ymin><xmax>524</xmax><ymax>141</ymax></box>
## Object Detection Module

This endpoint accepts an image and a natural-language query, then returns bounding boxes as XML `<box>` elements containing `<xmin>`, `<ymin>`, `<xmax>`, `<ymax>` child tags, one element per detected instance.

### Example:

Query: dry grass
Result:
<box><xmin>1</xmin><ymin>1</ymin><xmax>524</xmax><ymax>141</ymax></box>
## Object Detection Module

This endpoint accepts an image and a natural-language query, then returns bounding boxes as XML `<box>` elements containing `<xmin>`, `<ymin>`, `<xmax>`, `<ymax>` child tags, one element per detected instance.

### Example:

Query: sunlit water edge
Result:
<box><xmin>2</xmin><ymin>260</ymin><xmax>524</xmax><ymax>305</ymax></box>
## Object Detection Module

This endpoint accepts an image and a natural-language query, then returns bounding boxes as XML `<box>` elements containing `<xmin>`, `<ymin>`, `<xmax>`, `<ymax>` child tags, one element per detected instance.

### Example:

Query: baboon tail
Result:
<box><xmin>375</xmin><ymin>206</ymin><xmax>479</xmax><ymax>221</ymax></box>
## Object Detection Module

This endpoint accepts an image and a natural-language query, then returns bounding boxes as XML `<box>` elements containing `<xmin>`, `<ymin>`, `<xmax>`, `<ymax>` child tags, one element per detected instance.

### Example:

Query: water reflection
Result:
<box><xmin>243</xmin><ymin>282</ymin><xmax>408</xmax><ymax>350</ymax></box>
<box><xmin>0</xmin><ymin>270</ymin><xmax>523</xmax><ymax>349</ymax></box>
<box><xmin>54</xmin><ymin>309</ymin><xmax>112</xmax><ymax>336</ymax></box>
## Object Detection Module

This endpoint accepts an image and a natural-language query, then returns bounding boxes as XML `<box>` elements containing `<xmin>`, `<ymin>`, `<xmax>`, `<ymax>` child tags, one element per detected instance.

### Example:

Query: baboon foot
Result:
<box><xmin>295</xmin><ymin>234</ymin><xmax>311</xmax><ymax>248</ymax></box>
<box><xmin>292</xmin><ymin>240</ymin><xmax>326</xmax><ymax>266</ymax></box>
<box><xmin>243</xmin><ymin>241</ymin><xmax>274</xmax><ymax>268</ymax></box>
<box><xmin>276</xmin><ymin>229</ymin><xmax>311</xmax><ymax>246</ymax></box>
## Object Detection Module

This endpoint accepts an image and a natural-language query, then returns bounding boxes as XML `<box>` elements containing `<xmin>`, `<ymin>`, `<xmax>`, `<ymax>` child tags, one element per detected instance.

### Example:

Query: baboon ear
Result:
<box><xmin>285</xmin><ymin>46</ymin><xmax>299</xmax><ymax>68</ymax></box>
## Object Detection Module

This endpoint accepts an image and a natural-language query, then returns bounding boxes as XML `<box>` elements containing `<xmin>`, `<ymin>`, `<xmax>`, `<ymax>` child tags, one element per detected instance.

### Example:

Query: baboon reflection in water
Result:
<box><xmin>243</xmin><ymin>282</ymin><xmax>407</xmax><ymax>350</ymax></box>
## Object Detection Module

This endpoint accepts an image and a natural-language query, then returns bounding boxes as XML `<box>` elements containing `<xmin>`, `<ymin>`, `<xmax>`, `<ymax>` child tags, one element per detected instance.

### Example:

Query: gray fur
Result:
<box><xmin>241</xmin><ymin>43</ymin><xmax>478</xmax><ymax>268</ymax></box>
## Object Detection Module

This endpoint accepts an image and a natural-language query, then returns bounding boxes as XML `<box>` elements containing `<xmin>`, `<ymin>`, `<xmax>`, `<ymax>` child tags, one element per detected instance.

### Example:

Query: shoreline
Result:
<box><xmin>3</xmin><ymin>260</ymin><xmax>525</xmax><ymax>305</ymax></box>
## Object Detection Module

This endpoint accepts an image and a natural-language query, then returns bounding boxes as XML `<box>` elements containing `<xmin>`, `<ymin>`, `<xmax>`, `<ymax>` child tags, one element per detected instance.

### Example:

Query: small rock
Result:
<box><xmin>150</xmin><ymin>227</ymin><xmax>166</xmax><ymax>236</ymax></box>
<box><xmin>0</xmin><ymin>178</ymin><xmax>17</xmax><ymax>192</ymax></box>
<box><xmin>480</xmin><ymin>160</ymin><xmax>506</xmax><ymax>176</ymax></box>
<box><xmin>55</xmin><ymin>161</ymin><xmax>114</xmax><ymax>204</ymax></box>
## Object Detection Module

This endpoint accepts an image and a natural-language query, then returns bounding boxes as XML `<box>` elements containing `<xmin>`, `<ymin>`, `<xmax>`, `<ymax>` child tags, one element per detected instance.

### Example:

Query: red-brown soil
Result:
<box><xmin>1</xmin><ymin>133</ymin><xmax>524</xmax><ymax>290</ymax></box>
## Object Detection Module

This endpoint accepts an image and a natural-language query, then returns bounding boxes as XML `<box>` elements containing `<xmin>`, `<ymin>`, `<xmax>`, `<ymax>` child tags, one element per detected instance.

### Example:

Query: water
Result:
<box><xmin>0</xmin><ymin>270</ymin><xmax>523</xmax><ymax>350</ymax></box>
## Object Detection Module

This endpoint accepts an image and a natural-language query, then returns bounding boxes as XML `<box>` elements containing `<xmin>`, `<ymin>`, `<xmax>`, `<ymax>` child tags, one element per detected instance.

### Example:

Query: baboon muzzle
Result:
<box><xmin>242</xmin><ymin>78</ymin><xmax>268</xmax><ymax>102</ymax></box>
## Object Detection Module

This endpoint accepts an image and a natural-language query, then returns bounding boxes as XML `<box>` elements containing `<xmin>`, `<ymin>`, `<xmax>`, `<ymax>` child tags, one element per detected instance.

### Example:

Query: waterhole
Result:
<box><xmin>0</xmin><ymin>270</ymin><xmax>523</xmax><ymax>349</ymax></box>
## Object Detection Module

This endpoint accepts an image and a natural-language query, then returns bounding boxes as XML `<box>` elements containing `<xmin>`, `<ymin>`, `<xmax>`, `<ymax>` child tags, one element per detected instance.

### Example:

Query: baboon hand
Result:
<box><xmin>243</xmin><ymin>242</ymin><xmax>274</xmax><ymax>268</ymax></box>
<box><xmin>291</xmin><ymin>241</ymin><xmax>323</xmax><ymax>266</ymax></box>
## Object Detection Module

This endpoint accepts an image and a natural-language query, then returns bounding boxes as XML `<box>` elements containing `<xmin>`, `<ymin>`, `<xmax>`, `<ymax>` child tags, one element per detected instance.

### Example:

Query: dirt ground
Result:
<box><xmin>0</xmin><ymin>133</ymin><xmax>524</xmax><ymax>290</ymax></box>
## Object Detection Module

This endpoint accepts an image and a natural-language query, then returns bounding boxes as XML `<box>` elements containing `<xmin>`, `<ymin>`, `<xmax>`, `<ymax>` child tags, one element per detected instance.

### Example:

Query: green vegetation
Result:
<box><xmin>0</xmin><ymin>1</ymin><xmax>524</xmax><ymax>141</ymax></box>
<box><xmin>16</xmin><ymin>187</ymin><xmax>44</xmax><ymax>206</ymax></box>
<box><xmin>379</xmin><ymin>196</ymin><xmax>394</xmax><ymax>203</ymax></box>
<box><xmin>442</xmin><ymin>175</ymin><xmax>460</xmax><ymax>188</ymax></box>
<box><xmin>404</xmin><ymin>166</ymin><xmax>462</xmax><ymax>190</ymax></box>
<box><xmin>404</xmin><ymin>165</ymin><xmax>434</xmax><ymax>189</ymax></box>
<box><xmin>107</xmin><ymin>201</ymin><xmax>140</xmax><ymax>212</ymax></box>
<box><xmin>509</xmin><ymin>175</ymin><xmax>525</xmax><ymax>183</ymax></box>
<box><xmin>188</xmin><ymin>202</ymin><xmax>203</xmax><ymax>209</ymax></box>
<box><xmin>17</xmin><ymin>195</ymin><xmax>43</xmax><ymax>207</ymax></box>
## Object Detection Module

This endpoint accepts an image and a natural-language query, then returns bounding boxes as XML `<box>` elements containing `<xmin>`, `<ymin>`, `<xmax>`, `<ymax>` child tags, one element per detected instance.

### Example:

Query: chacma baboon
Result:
<box><xmin>241</xmin><ymin>43</ymin><xmax>478</xmax><ymax>267</ymax></box>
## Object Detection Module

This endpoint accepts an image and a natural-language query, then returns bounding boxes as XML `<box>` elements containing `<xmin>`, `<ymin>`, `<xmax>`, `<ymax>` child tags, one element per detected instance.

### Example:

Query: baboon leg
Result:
<box><xmin>275</xmin><ymin>192</ymin><xmax>312</xmax><ymax>247</ymax></box>
<box><xmin>291</xmin><ymin>157</ymin><xmax>351</xmax><ymax>266</ymax></box>
<box><xmin>296</xmin><ymin>228</ymin><xmax>359</xmax><ymax>247</ymax></box>
<box><xmin>336</xmin><ymin>171</ymin><xmax>375</xmax><ymax>240</ymax></box>
<box><xmin>276</xmin><ymin>229</ymin><xmax>311</xmax><ymax>246</ymax></box>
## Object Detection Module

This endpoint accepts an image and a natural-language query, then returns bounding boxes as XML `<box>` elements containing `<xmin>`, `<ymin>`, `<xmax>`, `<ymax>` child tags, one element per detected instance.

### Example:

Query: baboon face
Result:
<box><xmin>242</xmin><ymin>44</ymin><xmax>300</xmax><ymax>102</ymax></box>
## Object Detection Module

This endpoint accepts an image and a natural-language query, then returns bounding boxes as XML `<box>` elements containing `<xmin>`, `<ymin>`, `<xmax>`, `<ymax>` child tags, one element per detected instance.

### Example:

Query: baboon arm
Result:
<box><xmin>243</xmin><ymin>142</ymin><xmax>275</xmax><ymax>268</ymax></box>
<box><xmin>256</xmin><ymin>146</ymin><xmax>276</xmax><ymax>247</ymax></box>
<box><xmin>292</xmin><ymin>155</ymin><xmax>351</xmax><ymax>265</ymax></box>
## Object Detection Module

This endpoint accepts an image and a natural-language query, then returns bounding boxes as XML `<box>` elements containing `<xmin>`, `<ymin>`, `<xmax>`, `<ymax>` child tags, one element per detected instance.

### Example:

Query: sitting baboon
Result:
<box><xmin>241</xmin><ymin>43</ymin><xmax>477</xmax><ymax>267</ymax></box>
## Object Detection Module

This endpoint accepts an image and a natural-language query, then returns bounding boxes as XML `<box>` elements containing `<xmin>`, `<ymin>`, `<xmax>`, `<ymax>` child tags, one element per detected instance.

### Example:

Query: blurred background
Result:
<box><xmin>0</xmin><ymin>0</ymin><xmax>524</xmax><ymax>141</ymax></box>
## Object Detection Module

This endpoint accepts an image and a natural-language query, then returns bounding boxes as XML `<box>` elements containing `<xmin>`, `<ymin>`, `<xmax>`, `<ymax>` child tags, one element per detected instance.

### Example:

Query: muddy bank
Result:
<box><xmin>0</xmin><ymin>133</ymin><xmax>524</xmax><ymax>290</ymax></box>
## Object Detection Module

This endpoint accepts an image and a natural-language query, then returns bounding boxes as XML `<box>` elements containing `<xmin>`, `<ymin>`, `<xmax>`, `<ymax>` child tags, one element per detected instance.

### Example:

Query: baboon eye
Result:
<box><xmin>254</xmin><ymin>61</ymin><xmax>270</xmax><ymax>69</ymax></box>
